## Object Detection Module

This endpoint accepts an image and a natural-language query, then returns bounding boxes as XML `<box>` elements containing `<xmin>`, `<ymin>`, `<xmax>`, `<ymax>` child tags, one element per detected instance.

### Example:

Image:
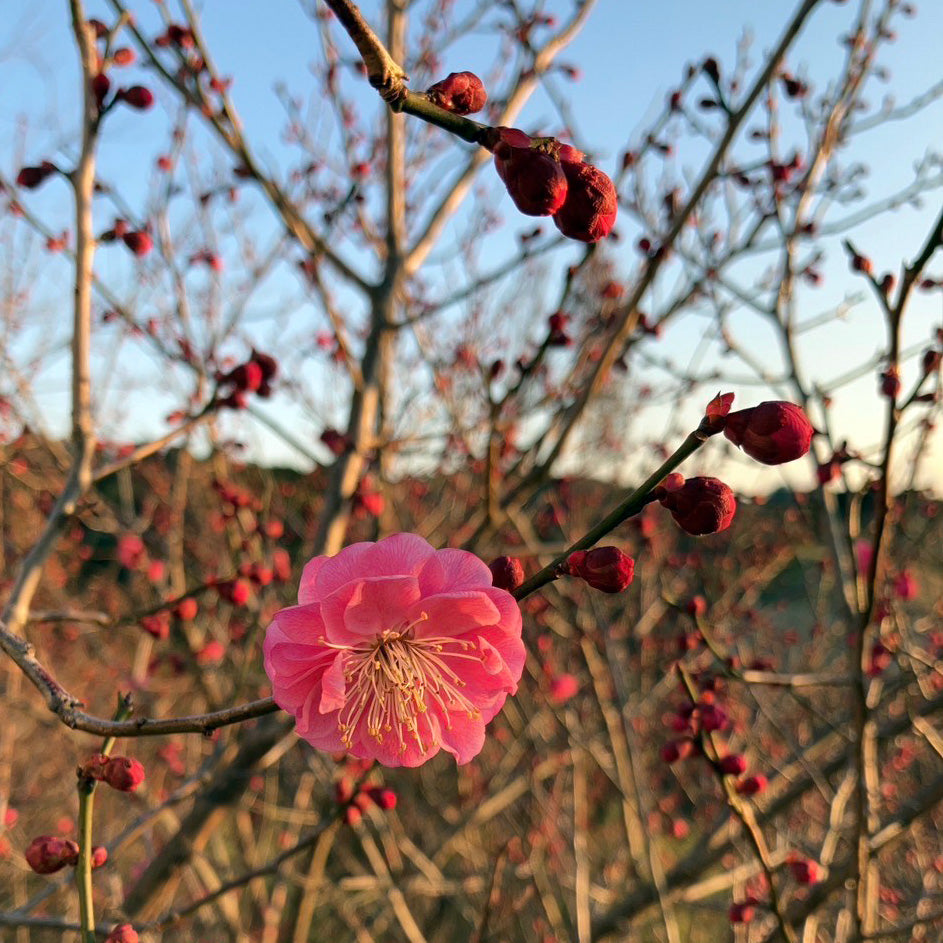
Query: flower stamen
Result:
<box><xmin>334</xmin><ymin>614</ymin><xmax>487</xmax><ymax>754</ymax></box>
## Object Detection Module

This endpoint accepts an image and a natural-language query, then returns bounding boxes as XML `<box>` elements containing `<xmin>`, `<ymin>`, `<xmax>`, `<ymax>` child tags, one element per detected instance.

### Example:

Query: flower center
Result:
<box><xmin>331</xmin><ymin>615</ymin><xmax>485</xmax><ymax>755</ymax></box>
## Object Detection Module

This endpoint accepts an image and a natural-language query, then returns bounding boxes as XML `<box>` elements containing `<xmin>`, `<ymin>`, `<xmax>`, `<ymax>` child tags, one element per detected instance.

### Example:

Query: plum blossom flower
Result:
<box><xmin>263</xmin><ymin>534</ymin><xmax>525</xmax><ymax>767</ymax></box>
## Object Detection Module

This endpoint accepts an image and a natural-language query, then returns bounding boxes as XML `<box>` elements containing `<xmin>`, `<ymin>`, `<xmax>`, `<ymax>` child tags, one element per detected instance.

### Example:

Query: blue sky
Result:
<box><xmin>2</xmin><ymin>1</ymin><xmax>942</xmax><ymax>493</ymax></box>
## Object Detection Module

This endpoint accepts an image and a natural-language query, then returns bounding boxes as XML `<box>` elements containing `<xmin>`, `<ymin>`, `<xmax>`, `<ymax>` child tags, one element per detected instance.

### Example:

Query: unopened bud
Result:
<box><xmin>105</xmin><ymin>925</ymin><xmax>139</xmax><ymax>943</ymax></box>
<box><xmin>659</xmin><ymin>476</ymin><xmax>737</xmax><ymax>536</ymax></box>
<box><xmin>25</xmin><ymin>836</ymin><xmax>80</xmax><ymax>874</ymax></box>
<box><xmin>564</xmin><ymin>546</ymin><xmax>635</xmax><ymax>593</ymax></box>
<box><xmin>553</xmin><ymin>160</ymin><xmax>618</xmax><ymax>243</ymax></box>
<box><xmin>102</xmin><ymin>756</ymin><xmax>145</xmax><ymax>792</ymax></box>
<box><xmin>489</xmin><ymin>556</ymin><xmax>525</xmax><ymax>592</ymax></box>
<box><xmin>426</xmin><ymin>71</ymin><xmax>487</xmax><ymax>115</ymax></box>
<box><xmin>722</xmin><ymin>401</ymin><xmax>813</xmax><ymax>465</ymax></box>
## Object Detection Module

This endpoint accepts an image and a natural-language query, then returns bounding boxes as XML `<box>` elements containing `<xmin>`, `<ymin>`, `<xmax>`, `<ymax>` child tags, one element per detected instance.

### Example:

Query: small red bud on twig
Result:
<box><xmin>564</xmin><ymin>547</ymin><xmax>635</xmax><ymax>593</ymax></box>
<box><xmin>735</xmin><ymin>774</ymin><xmax>767</xmax><ymax>796</ymax></box>
<box><xmin>722</xmin><ymin>401</ymin><xmax>813</xmax><ymax>465</ymax></box>
<box><xmin>489</xmin><ymin>556</ymin><xmax>524</xmax><ymax>592</ymax></box>
<box><xmin>659</xmin><ymin>477</ymin><xmax>736</xmax><ymax>536</ymax></box>
<box><xmin>102</xmin><ymin>756</ymin><xmax>146</xmax><ymax>792</ymax></box>
<box><xmin>105</xmin><ymin>925</ymin><xmax>139</xmax><ymax>943</ymax></box>
<box><xmin>553</xmin><ymin>160</ymin><xmax>618</xmax><ymax>243</ymax></box>
<box><xmin>116</xmin><ymin>85</ymin><xmax>154</xmax><ymax>110</ymax></box>
<box><xmin>426</xmin><ymin>71</ymin><xmax>487</xmax><ymax>115</ymax></box>
<box><xmin>25</xmin><ymin>836</ymin><xmax>80</xmax><ymax>874</ymax></box>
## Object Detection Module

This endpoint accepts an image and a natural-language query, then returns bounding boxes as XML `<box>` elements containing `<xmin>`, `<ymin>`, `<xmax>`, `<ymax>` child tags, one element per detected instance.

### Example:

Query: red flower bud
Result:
<box><xmin>25</xmin><ymin>836</ymin><xmax>80</xmax><ymax>874</ymax></box>
<box><xmin>174</xmin><ymin>597</ymin><xmax>198</xmax><ymax>620</ymax></box>
<box><xmin>112</xmin><ymin>47</ymin><xmax>135</xmax><ymax>66</ymax></box>
<box><xmin>320</xmin><ymin>429</ymin><xmax>350</xmax><ymax>457</ymax></box>
<box><xmin>365</xmin><ymin>786</ymin><xmax>398</xmax><ymax>810</ymax></box>
<box><xmin>686</xmin><ymin>595</ymin><xmax>707</xmax><ymax>617</ymax></box>
<box><xmin>735</xmin><ymin>774</ymin><xmax>767</xmax><ymax>796</ymax></box>
<box><xmin>702</xmin><ymin>56</ymin><xmax>721</xmax><ymax>83</ymax></box>
<box><xmin>16</xmin><ymin>161</ymin><xmax>57</xmax><ymax>190</ymax></box>
<box><xmin>426</xmin><ymin>71</ymin><xmax>487</xmax><ymax>115</ymax></box>
<box><xmin>102</xmin><ymin>756</ymin><xmax>145</xmax><ymax>792</ymax></box>
<box><xmin>494</xmin><ymin>140</ymin><xmax>568</xmax><ymax>217</ymax></box>
<box><xmin>549</xmin><ymin>673</ymin><xmax>579</xmax><ymax>703</ymax></box>
<box><xmin>553</xmin><ymin>161</ymin><xmax>618</xmax><ymax>242</ymax></box>
<box><xmin>117</xmin><ymin>85</ymin><xmax>154</xmax><ymax>110</ymax></box>
<box><xmin>880</xmin><ymin>367</ymin><xmax>901</xmax><ymax>399</ymax></box>
<box><xmin>729</xmin><ymin>898</ymin><xmax>758</xmax><ymax>923</ymax></box>
<box><xmin>565</xmin><ymin>546</ymin><xmax>635</xmax><ymax>593</ymax></box>
<box><xmin>225</xmin><ymin>360</ymin><xmax>264</xmax><ymax>393</ymax></box>
<box><xmin>789</xmin><ymin>858</ymin><xmax>821</xmax><ymax>884</ymax></box>
<box><xmin>868</xmin><ymin>642</ymin><xmax>893</xmax><ymax>676</ymax></box>
<box><xmin>196</xmin><ymin>640</ymin><xmax>226</xmax><ymax>664</ymax></box>
<box><xmin>140</xmin><ymin>612</ymin><xmax>170</xmax><ymax>640</ymax></box>
<box><xmin>547</xmin><ymin>310</ymin><xmax>571</xmax><ymax>345</ymax></box>
<box><xmin>217</xmin><ymin>578</ymin><xmax>252</xmax><ymax>606</ymax></box>
<box><xmin>91</xmin><ymin>846</ymin><xmax>108</xmax><ymax>868</ymax></box>
<box><xmin>722</xmin><ymin>401</ymin><xmax>813</xmax><ymax>465</ymax></box>
<box><xmin>92</xmin><ymin>73</ymin><xmax>111</xmax><ymax>107</ymax></box>
<box><xmin>87</xmin><ymin>18</ymin><xmax>109</xmax><ymax>39</ymax></box>
<box><xmin>660</xmin><ymin>739</ymin><xmax>697</xmax><ymax>764</ymax></box>
<box><xmin>718</xmin><ymin>754</ymin><xmax>747</xmax><ymax>776</ymax></box>
<box><xmin>105</xmin><ymin>925</ymin><xmax>139</xmax><ymax>943</ymax></box>
<box><xmin>894</xmin><ymin>570</ymin><xmax>917</xmax><ymax>600</ymax></box>
<box><xmin>489</xmin><ymin>555</ymin><xmax>525</xmax><ymax>592</ymax></box>
<box><xmin>272</xmin><ymin>548</ymin><xmax>292</xmax><ymax>582</ymax></box>
<box><xmin>251</xmin><ymin>348</ymin><xmax>279</xmax><ymax>382</ymax></box>
<box><xmin>699</xmin><ymin>703</ymin><xmax>728</xmax><ymax>732</ymax></box>
<box><xmin>122</xmin><ymin>230</ymin><xmax>153</xmax><ymax>257</ymax></box>
<box><xmin>659</xmin><ymin>477</ymin><xmax>736</xmax><ymax>536</ymax></box>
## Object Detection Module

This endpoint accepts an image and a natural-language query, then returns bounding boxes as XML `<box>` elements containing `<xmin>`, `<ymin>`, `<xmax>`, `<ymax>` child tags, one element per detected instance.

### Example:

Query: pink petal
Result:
<box><xmin>295</xmin><ymin>690</ymin><xmax>346</xmax><ymax>752</ymax></box>
<box><xmin>419</xmin><ymin>548</ymin><xmax>494</xmax><ymax>595</ymax></box>
<box><xmin>319</xmin><ymin>656</ymin><xmax>348</xmax><ymax>713</ymax></box>
<box><xmin>264</xmin><ymin>603</ymin><xmax>327</xmax><ymax>645</ymax></box>
<box><xmin>320</xmin><ymin>575</ymin><xmax>422</xmax><ymax>641</ymax></box>
<box><xmin>438</xmin><ymin>709</ymin><xmax>488</xmax><ymax>765</ymax></box>
<box><xmin>477</xmin><ymin>636</ymin><xmax>505</xmax><ymax>674</ymax></box>
<box><xmin>297</xmin><ymin>555</ymin><xmax>328</xmax><ymax>605</ymax></box>
<box><xmin>309</xmin><ymin>542</ymin><xmax>375</xmax><ymax>598</ymax></box>
<box><xmin>409</xmin><ymin>590</ymin><xmax>500</xmax><ymax>637</ymax></box>
<box><xmin>363</xmin><ymin>533</ymin><xmax>436</xmax><ymax>577</ymax></box>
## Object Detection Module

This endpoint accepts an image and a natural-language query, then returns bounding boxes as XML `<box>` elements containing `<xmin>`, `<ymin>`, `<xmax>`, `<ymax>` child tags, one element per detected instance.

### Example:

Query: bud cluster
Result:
<box><xmin>491</xmin><ymin>127</ymin><xmax>617</xmax><ymax>243</ymax></box>
<box><xmin>489</xmin><ymin>555</ymin><xmax>525</xmax><ymax>592</ymax></box>
<box><xmin>79</xmin><ymin>754</ymin><xmax>146</xmax><ymax>792</ymax></box>
<box><xmin>334</xmin><ymin>776</ymin><xmax>398</xmax><ymax>826</ymax></box>
<box><xmin>24</xmin><ymin>835</ymin><xmax>108</xmax><ymax>875</ymax></box>
<box><xmin>657</xmin><ymin>474</ymin><xmax>737</xmax><ymax>536</ymax></box>
<box><xmin>215</xmin><ymin>349</ymin><xmax>278</xmax><ymax>409</ymax></box>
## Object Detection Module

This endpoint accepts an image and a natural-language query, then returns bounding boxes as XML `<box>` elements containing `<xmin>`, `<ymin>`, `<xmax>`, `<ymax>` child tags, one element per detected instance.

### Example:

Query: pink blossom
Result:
<box><xmin>263</xmin><ymin>534</ymin><xmax>525</xmax><ymax>767</ymax></box>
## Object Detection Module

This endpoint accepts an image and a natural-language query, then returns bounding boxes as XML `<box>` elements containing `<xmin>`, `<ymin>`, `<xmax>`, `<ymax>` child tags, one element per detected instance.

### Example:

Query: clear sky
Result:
<box><xmin>2</xmin><ymin>1</ymin><xmax>942</xmax><ymax>494</ymax></box>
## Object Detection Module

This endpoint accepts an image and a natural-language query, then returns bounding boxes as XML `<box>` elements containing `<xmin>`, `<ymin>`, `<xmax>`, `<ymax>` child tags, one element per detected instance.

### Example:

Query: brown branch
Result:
<box><xmin>677</xmin><ymin>665</ymin><xmax>797</xmax><ymax>943</ymax></box>
<box><xmin>0</xmin><ymin>613</ymin><xmax>279</xmax><ymax>736</ymax></box>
